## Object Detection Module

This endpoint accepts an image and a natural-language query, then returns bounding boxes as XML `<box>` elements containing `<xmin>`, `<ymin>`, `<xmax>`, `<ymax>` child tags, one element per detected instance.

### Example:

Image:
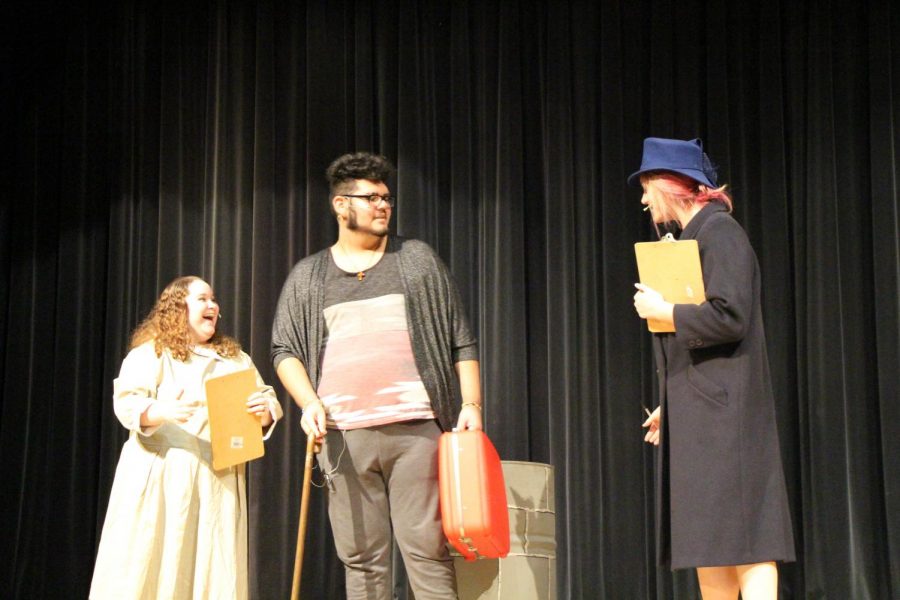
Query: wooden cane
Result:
<box><xmin>291</xmin><ymin>431</ymin><xmax>318</xmax><ymax>600</ymax></box>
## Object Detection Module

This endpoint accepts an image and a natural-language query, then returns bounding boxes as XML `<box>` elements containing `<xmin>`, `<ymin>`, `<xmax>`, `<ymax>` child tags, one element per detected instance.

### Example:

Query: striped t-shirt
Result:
<box><xmin>316</xmin><ymin>245</ymin><xmax>435</xmax><ymax>429</ymax></box>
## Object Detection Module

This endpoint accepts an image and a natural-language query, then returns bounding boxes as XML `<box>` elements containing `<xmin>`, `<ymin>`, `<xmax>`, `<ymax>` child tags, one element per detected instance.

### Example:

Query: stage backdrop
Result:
<box><xmin>2</xmin><ymin>1</ymin><xmax>898</xmax><ymax>598</ymax></box>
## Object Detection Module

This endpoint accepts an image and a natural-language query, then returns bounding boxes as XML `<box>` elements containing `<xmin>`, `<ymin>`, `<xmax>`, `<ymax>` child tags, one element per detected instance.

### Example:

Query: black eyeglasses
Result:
<box><xmin>342</xmin><ymin>194</ymin><xmax>395</xmax><ymax>207</ymax></box>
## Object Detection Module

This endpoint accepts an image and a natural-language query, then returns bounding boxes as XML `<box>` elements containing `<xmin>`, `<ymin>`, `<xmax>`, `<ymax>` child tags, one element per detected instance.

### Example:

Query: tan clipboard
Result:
<box><xmin>205</xmin><ymin>368</ymin><xmax>265</xmax><ymax>470</ymax></box>
<box><xmin>634</xmin><ymin>237</ymin><xmax>706</xmax><ymax>333</ymax></box>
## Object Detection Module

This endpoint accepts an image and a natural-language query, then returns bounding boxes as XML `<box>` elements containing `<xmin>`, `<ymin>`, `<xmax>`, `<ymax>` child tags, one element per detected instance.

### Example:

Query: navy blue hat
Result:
<box><xmin>627</xmin><ymin>137</ymin><xmax>718</xmax><ymax>188</ymax></box>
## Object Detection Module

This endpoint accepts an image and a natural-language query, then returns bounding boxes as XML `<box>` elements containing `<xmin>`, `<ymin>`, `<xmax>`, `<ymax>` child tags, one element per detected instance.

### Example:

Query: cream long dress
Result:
<box><xmin>89</xmin><ymin>342</ymin><xmax>282</xmax><ymax>600</ymax></box>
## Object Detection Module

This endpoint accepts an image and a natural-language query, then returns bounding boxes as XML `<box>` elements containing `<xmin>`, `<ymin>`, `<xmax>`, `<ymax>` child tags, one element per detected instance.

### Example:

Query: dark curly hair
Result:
<box><xmin>130</xmin><ymin>276</ymin><xmax>241</xmax><ymax>361</ymax></box>
<box><xmin>325</xmin><ymin>152</ymin><xmax>395</xmax><ymax>197</ymax></box>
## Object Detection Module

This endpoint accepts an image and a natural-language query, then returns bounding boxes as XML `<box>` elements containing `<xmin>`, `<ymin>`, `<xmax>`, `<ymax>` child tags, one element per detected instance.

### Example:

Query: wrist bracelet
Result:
<box><xmin>303</xmin><ymin>399</ymin><xmax>324</xmax><ymax>412</ymax></box>
<box><xmin>462</xmin><ymin>401</ymin><xmax>482</xmax><ymax>410</ymax></box>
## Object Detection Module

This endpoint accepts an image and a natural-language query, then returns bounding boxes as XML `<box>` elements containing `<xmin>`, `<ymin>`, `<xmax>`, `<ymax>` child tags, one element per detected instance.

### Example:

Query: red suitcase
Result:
<box><xmin>438</xmin><ymin>430</ymin><xmax>510</xmax><ymax>561</ymax></box>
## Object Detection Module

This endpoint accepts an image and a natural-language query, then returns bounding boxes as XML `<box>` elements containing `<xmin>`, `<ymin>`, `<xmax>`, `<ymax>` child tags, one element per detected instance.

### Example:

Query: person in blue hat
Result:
<box><xmin>630</xmin><ymin>138</ymin><xmax>795</xmax><ymax>599</ymax></box>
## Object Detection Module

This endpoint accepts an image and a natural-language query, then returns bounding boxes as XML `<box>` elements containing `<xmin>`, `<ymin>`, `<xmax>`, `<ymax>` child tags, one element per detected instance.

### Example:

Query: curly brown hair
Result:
<box><xmin>130</xmin><ymin>276</ymin><xmax>241</xmax><ymax>361</ymax></box>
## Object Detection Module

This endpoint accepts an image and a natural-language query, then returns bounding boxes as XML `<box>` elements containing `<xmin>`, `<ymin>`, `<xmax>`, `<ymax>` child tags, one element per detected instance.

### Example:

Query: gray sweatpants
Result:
<box><xmin>317</xmin><ymin>419</ymin><xmax>457</xmax><ymax>599</ymax></box>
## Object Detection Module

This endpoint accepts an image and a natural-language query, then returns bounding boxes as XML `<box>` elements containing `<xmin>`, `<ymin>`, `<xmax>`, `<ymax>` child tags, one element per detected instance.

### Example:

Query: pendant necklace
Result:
<box><xmin>338</xmin><ymin>241</ymin><xmax>379</xmax><ymax>281</ymax></box>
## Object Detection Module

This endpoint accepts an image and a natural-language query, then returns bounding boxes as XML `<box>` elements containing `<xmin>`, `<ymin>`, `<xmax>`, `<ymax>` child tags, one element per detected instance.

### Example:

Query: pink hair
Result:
<box><xmin>644</xmin><ymin>172</ymin><xmax>733</xmax><ymax>212</ymax></box>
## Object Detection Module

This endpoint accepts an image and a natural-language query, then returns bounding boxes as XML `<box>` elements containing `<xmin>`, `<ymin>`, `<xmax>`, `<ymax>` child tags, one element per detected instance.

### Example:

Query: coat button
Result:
<box><xmin>695</xmin><ymin>339</ymin><xmax>703</xmax><ymax>347</ymax></box>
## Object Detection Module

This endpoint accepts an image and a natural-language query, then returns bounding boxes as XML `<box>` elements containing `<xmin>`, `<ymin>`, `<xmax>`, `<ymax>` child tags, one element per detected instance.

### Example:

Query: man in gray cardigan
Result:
<box><xmin>271</xmin><ymin>152</ymin><xmax>483</xmax><ymax>599</ymax></box>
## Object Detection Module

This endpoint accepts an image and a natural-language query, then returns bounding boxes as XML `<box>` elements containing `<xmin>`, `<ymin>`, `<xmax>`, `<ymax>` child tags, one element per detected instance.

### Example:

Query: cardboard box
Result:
<box><xmin>450</xmin><ymin>461</ymin><xmax>556</xmax><ymax>600</ymax></box>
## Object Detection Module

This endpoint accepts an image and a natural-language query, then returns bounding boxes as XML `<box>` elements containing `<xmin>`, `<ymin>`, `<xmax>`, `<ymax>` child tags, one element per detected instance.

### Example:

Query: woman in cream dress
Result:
<box><xmin>90</xmin><ymin>276</ymin><xmax>283</xmax><ymax>600</ymax></box>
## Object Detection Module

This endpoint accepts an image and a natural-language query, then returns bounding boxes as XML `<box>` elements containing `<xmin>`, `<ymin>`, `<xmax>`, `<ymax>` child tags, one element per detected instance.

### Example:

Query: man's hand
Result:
<box><xmin>455</xmin><ymin>403</ymin><xmax>483</xmax><ymax>431</ymax></box>
<box><xmin>454</xmin><ymin>360</ymin><xmax>483</xmax><ymax>431</ymax></box>
<box><xmin>301</xmin><ymin>400</ymin><xmax>327</xmax><ymax>440</ymax></box>
<box><xmin>276</xmin><ymin>357</ymin><xmax>326</xmax><ymax>439</ymax></box>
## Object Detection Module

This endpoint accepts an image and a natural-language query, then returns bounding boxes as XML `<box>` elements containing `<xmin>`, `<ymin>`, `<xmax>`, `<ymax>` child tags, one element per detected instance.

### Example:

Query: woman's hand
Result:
<box><xmin>642</xmin><ymin>406</ymin><xmax>661</xmax><ymax>446</ymax></box>
<box><xmin>633</xmin><ymin>283</ymin><xmax>675</xmax><ymax>325</ymax></box>
<box><xmin>141</xmin><ymin>390</ymin><xmax>201</xmax><ymax>426</ymax></box>
<box><xmin>455</xmin><ymin>403</ymin><xmax>484</xmax><ymax>431</ymax></box>
<box><xmin>246</xmin><ymin>392</ymin><xmax>274</xmax><ymax>427</ymax></box>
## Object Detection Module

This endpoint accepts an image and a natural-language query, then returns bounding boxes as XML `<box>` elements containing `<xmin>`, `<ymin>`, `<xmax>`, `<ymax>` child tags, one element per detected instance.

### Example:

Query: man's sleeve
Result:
<box><xmin>271</xmin><ymin>265</ymin><xmax>307</xmax><ymax>371</ymax></box>
<box><xmin>435</xmin><ymin>250</ymin><xmax>479</xmax><ymax>363</ymax></box>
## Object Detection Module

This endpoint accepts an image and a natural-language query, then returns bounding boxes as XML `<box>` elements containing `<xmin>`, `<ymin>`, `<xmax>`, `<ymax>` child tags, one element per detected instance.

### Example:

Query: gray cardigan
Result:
<box><xmin>271</xmin><ymin>236</ymin><xmax>478</xmax><ymax>431</ymax></box>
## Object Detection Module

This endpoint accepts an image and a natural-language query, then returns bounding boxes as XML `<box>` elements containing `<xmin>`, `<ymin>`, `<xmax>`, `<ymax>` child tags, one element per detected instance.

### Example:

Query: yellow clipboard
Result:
<box><xmin>205</xmin><ymin>368</ymin><xmax>265</xmax><ymax>470</ymax></box>
<box><xmin>634</xmin><ymin>237</ymin><xmax>706</xmax><ymax>333</ymax></box>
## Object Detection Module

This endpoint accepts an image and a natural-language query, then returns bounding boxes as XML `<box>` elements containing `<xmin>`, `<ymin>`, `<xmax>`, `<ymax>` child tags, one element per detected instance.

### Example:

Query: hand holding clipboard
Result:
<box><xmin>634</xmin><ymin>235</ymin><xmax>706</xmax><ymax>332</ymax></box>
<box><xmin>205</xmin><ymin>368</ymin><xmax>265</xmax><ymax>470</ymax></box>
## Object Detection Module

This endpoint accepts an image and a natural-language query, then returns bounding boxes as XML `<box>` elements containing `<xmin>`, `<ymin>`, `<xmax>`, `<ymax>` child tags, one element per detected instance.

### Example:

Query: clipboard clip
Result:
<box><xmin>661</xmin><ymin>233</ymin><xmax>676</xmax><ymax>242</ymax></box>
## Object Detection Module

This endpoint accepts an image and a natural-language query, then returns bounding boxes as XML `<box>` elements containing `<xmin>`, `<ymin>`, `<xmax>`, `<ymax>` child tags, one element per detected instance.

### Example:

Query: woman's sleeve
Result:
<box><xmin>673</xmin><ymin>215</ymin><xmax>757</xmax><ymax>350</ymax></box>
<box><xmin>112</xmin><ymin>343</ymin><xmax>162</xmax><ymax>435</ymax></box>
<box><xmin>242</xmin><ymin>351</ymin><xmax>283</xmax><ymax>440</ymax></box>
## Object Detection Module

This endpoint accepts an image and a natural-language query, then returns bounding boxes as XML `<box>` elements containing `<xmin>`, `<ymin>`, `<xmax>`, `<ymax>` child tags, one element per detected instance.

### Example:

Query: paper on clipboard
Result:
<box><xmin>205</xmin><ymin>368</ymin><xmax>264</xmax><ymax>470</ymax></box>
<box><xmin>634</xmin><ymin>237</ymin><xmax>706</xmax><ymax>333</ymax></box>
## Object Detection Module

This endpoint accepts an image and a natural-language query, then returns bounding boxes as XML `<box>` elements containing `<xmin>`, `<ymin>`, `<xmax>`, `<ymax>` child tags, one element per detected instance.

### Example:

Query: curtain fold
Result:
<box><xmin>2</xmin><ymin>1</ymin><xmax>898</xmax><ymax>598</ymax></box>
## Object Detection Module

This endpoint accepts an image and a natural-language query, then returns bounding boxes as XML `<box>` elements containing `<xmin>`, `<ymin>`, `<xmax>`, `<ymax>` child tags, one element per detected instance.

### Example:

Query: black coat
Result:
<box><xmin>653</xmin><ymin>203</ymin><xmax>795</xmax><ymax>569</ymax></box>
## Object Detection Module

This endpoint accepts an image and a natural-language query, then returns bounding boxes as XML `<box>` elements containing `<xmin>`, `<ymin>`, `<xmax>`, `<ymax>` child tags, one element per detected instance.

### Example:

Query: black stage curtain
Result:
<box><xmin>2</xmin><ymin>1</ymin><xmax>898</xmax><ymax>598</ymax></box>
